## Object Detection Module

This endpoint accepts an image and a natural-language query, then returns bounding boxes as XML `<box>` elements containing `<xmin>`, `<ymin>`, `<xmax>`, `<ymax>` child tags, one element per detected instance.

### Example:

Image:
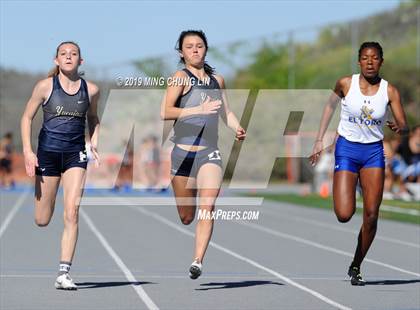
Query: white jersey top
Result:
<box><xmin>337</xmin><ymin>74</ymin><xmax>389</xmax><ymax>143</ymax></box>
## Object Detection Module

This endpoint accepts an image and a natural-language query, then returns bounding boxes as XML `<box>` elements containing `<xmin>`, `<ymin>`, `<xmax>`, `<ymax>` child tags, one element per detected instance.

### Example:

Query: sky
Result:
<box><xmin>1</xmin><ymin>0</ymin><xmax>402</xmax><ymax>76</ymax></box>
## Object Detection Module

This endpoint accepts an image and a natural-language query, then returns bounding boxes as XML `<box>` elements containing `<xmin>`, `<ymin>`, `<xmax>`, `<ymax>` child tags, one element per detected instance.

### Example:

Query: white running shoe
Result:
<box><xmin>382</xmin><ymin>191</ymin><xmax>394</xmax><ymax>200</ymax></box>
<box><xmin>189</xmin><ymin>259</ymin><xmax>202</xmax><ymax>280</ymax></box>
<box><xmin>55</xmin><ymin>273</ymin><xmax>78</xmax><ymax>290</ymax></box>
<box><xmin>397</xmin><ymin>191</ymin><xmax>412</xmax><ymax>202</ymax></box>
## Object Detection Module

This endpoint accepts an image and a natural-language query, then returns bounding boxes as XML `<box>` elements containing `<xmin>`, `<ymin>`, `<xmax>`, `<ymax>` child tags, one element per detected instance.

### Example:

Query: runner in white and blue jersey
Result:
<box><xmin>310</xmin><ymin>42</ymin><xmax>408</xmax><ymax>286</ymax></box>
<box><xmin>21</xmin><ymin>41</ymin><xmax>100</xmax><ymax>290</ymax></box>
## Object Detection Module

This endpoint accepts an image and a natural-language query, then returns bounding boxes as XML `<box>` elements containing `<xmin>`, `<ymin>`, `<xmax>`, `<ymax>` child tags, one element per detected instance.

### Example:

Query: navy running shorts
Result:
<box><xmin>171</xmin><ymin>145</ymin><xmax>222</xmax><ymax>178</ymax></box>
<box><xmin>35</xmin><ymin>148</ymin><xmax>88</xmax><ymax>176</ymax></box>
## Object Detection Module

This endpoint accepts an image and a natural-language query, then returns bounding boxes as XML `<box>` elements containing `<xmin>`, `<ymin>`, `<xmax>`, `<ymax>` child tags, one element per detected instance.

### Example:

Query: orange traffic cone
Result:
<box><xmin>319</xmin><ymin>182</ymin><xmax>329</xmax><ymax>198</ymax></box>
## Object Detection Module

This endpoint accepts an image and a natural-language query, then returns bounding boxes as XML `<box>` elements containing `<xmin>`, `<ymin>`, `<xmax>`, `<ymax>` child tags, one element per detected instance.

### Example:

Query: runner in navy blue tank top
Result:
<box><xmin>21</xmin><ymin>41</ymin><xmax>100</xmax><ymax>290</ymax></box>
<box><xmin>162</xmin><ymin>30</ymin><xmax>246</xmax><ymax>279</ymax></box>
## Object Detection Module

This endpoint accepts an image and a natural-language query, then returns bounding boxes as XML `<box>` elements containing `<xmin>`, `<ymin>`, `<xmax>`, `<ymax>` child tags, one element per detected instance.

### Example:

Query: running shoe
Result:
<box><xmin>55</xmin><ymin>273</ymin><xmax>78</xmax><ymax>290</ymax></box>
<box><xmin>347</xmin><ymin>266</ymin><xmax>365</xmax><ymax>286</ymax></box>
<box><xmin>189</xmin><ymin>258</ymin><xmax>202</xmax><ymax>280</ymax></box>
<box><xmin>397</xmin><ymin>191</ymin><xmax>412</xmax><ymax>202</ymax></box>
<box><xmin>382</xmin><ymin>191</ymin><xmax>394</xmax><ymax>200</ymax></box>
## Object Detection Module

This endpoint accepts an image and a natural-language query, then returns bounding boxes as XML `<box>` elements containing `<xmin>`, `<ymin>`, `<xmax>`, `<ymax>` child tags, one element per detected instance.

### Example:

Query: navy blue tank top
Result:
<box><xmin>38</xmin><ymin>75</ymin><xmax>90</xmax><ymax>152</ymax></box>
<box><xmin>171</xmin><ymin>69</ymin><xmax>222</xmax><ymax>147</ymax></box>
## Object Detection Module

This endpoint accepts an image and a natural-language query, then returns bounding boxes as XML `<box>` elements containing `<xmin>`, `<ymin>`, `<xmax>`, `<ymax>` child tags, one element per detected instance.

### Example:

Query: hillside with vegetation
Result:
<box><xmin>232</xmin><ymin>1</ymin><xmax>419</xmax><ymax>122</ymax></box>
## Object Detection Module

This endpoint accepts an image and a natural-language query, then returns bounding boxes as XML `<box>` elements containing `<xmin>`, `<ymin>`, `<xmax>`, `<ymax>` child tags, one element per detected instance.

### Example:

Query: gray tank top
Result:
<box><xmin>171</xmin><ymin>68</ymin><xmax>222</xmax><ymax>147</ymax></box>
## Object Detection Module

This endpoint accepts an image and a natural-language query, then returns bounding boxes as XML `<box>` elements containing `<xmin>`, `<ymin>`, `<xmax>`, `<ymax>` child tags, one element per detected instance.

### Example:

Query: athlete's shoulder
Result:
<box><xmin>173</xmin><ymin>70</ymin><xmax>189</xmax><ymax>78</ymax></box>
<box><xmin>33</xmin><ymin>77</ymin><xmax>53</xmax><ymax>97</ymax></box>
<box><xmin>334</xmin><ymin>75</ymin><xmax>352</xmax><ymax>97</ymax></box>
<box><xmin>85</xmin><ymin>80</ymin><xmax>100</xmax><ymax>97</ymax></box>
<box><xmin>386</xmin><ymin>80</ymin><xmax>398</xmax><ymax>92</ymax></box>
<box><xmin>212</xmin><ymin>74</ymin><xmax>225</xmax><ymax>87</ymax></box>
<box><xmin>35</xmin><ymin>77</ymin><xmax>53</xmax><ymax>89</ymax></box>
<box><xmin>386</xmin><ymin>81</ymin><xmax>400</xmax><ymax>101</ymax></box>
<box><xmin>336</xmin><ymin>75</ymin><xmax>352</xmax><ymax>88</ymax></box>
<box><xmin>169</xmin><ymin>70</ymin><xmax>190</xmax><ymax>90</ymax></box>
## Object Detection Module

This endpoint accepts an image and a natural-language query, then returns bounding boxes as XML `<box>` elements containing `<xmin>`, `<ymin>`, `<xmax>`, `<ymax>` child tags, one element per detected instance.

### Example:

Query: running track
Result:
<box><xmin>1</xmin><ymin>188</ymin><xmax>419</xmax><ymax>310</ymax></box>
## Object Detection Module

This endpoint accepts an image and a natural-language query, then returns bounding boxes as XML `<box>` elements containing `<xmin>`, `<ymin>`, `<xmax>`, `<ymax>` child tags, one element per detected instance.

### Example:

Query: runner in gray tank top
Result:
<box><xmin>162</xmin><ymin>30</ymin><xmax>246</xmax><ymax>279</ymax></box>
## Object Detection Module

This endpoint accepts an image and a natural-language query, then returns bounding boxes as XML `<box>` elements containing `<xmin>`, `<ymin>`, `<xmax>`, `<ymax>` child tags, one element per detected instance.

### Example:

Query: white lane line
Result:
<box><xmin>0</xmin><ymin>192</ymin><xmax>29</xmax><ymax>239</ymax></box>
<box><xmin>238</xmin><ymin>221</ymin><xmax>420</xmax><ymax>277</ymax></box>
<box><xmin>260</xmin><ymin>207</ymin><xmax>420</xmax><ymax>249</ymax></box>
<box><xmin>80</xmin><ymin>209</ymin><xmax>159</xmax><ymax>310</ymax></box>
<box><xmin>131</xmin><ymin>206</ymin><xmax>351</xmax><ymax>310</ymax></box>
<box><xmin>359</xmin><ymin>203</ymin><xmax>420</xmax><ymax>216</ymax></box>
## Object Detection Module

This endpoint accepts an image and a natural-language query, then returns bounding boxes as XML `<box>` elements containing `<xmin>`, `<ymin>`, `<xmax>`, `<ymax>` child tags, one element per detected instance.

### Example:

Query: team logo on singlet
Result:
<box><xmin>79</xmin><ymin>150</ymin><xmax>87</xmax><ymax>163</ymax></box>
<box><xmin>360</xmin><ymin>105</ymin><xmax>374</xmax><ymax>120</ymax></box>
<box><xmin>208</xmin><ymin>150</ymin><xmax>221</xmax><ymax>161</ymax></box>
<box><xmin>56</xmin><ymin>106</ymin><xmax>84</xmax><ymax>117</ymax></box>
<box><xmin>348</xmin><ymin>105</ymin><xmax>381</xmax><ymax>127</ymax></box>
<box><xmin>200</xmin><ymin>92</ymin><xmax>208</xmax><ymax>103</ymax></box>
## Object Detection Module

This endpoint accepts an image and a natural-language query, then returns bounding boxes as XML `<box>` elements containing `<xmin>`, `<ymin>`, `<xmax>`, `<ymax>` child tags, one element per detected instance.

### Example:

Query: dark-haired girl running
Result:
<box><xmin>162</xmin><ymin>30</ymin><xmax>246</xmax><ymax>279</ymax></box>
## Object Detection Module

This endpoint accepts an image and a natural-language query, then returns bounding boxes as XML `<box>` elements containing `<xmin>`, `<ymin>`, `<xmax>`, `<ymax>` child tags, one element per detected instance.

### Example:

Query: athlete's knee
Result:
<box><xmin>336</xmin><ymin>213</ymin><xmax>352</xmax><ymax>223</ymax></box>
<box><xmin>34</xmin><ymin>204</ymin><xmax>53</xmax><ymax>227</ymax></box>
<box><xmin>334</xmin><ymin>200</ymin><xmax>355</xmax><ymax>223</ymax></box>
<box><xmin>34</xmin><ymin>217</ymin><xmax>50</xmax><ymax>227</ymax></box>
<box><xmin>180</xmin><ymin>214</ymin><xmax>194</xmax><ymax>225</ymax></box>
<box><xmin>334</xmin><ymin>207</ymin><xmax>354</xmax><ymax>223</ymax></box>
<box><xmin>63</xmin><ymin>207</ymin><xmax>79</xmax><ymax>226</ymax></box>
<box><xmin>364</xmin><ymin>210</ymin><xmax>378</xmax><ymax>229</ymax></box>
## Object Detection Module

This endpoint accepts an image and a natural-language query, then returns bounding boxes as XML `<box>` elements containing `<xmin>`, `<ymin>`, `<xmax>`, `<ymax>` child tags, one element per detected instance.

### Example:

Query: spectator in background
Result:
<box><xmin>114</xmin><ymin>139</ymin><xmax>133</xmax><ymax>191</ymax></box>
<box><xmin>391</xmin><ymin>124</ymin><xmax>420</xmax><ymax>201</ymax></box>
<box><xmin>313</xmin><ymin>145</ymin><xmax>334</xmax><ymax>197</ymax></box>
<box><xmin>142</xmin><ymin>135</ymin><xmax>161</xmax><ymax>190</ymax></box>
<box><xmin>383</xmin><ymin>136</ymin><xmax>398</xmax><ymax>200</ymax></box>
<box><xmin>0</xmin><ymin>132</ymin><xmax>15</xmax><ymax>188</ymax></box>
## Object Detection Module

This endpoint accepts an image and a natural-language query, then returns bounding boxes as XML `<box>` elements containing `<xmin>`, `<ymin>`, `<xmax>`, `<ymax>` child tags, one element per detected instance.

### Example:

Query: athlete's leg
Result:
<box><xmin>351</xmin><ymin>167</ymin><xmax>384</xmax><ymax>268</ymax></box>
<box><xmin>172</xmin><ymin>175</ymin><xmax>197</xmax><ymax>225</ymax></box>
<box><xmin>383</xmin><ymin>164</ymin><xmax>394</xmax><ymax>195</ymax></box>
<box><xmin>60</xmin><ymin>167</ymin><xmax>86</xmax><ymax>262</ymax></box>
<box><xmin>194</xmin><ymin>163</ymin><xmax>222</xmax><ymax>263</ymax></box>
<box><xmin>34</xmin><ymin>175</ymin><xmax>60</xmax><ymax>226</ymax></box>
<box><xmin>333</xmin><ymin>170</ymin><xmax>359</xmax><ymax>222</ymax></box>
<box><xmin>55</xmin><ymin>167</ymin><xmax>83</xmax><ymax>291</ymax></box>
<box><xmin>0</xmin><ymin>165</ymin><xmax>5</xmax><ymax>186</ymax></box>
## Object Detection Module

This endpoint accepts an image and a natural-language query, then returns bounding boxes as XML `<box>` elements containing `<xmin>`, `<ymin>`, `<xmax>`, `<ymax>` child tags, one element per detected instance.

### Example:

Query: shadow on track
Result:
<box><xmin>196</xmin><ymin>280</ymin><xmax>283</xmax><ymax>291</ymax></box>
<box><xmin>365</xmin><ymin>279</ymin><xmax>420</xmax><ymax>286</ymax></box>
<box><xmin>76</xmin><ymin>281</ymin><xmax>156</xmax><ymax>289</ymax></box>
